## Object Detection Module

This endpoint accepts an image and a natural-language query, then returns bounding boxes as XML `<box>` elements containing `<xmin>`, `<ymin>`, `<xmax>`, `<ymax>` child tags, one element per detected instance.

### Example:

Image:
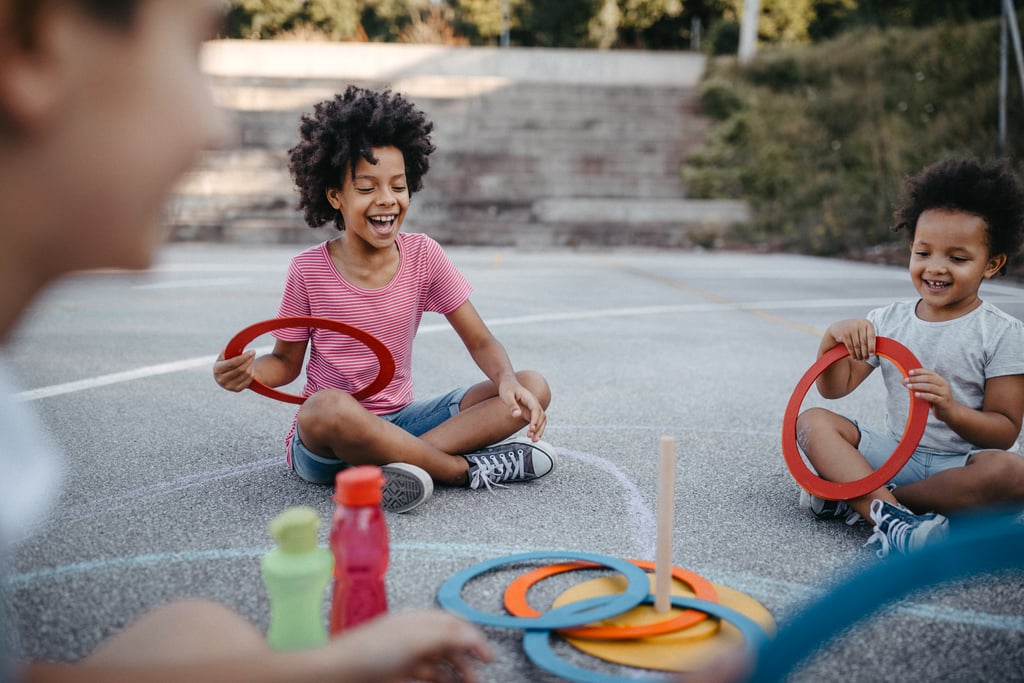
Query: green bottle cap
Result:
<box><xmin>268</xmin><ymin>506</ymin><xmax>321</xmax><ymax>554</ymax></box>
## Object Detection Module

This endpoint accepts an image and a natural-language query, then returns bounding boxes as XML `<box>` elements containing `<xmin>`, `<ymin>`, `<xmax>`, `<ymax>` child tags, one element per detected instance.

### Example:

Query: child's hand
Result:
<box><xmin>212</xmin><ymin>349</ymin><xmax>256</xmax><ymax>392</ymax></box>
<box><xmin>903</xmin><ymin>368</ymin><xmax>954</xmax><ymax>420</ymax></box>
<box><xmin>499</xmin><ymin>379</ymin><xmax>547</xmax><ymax>441</ymax></box>
<box><xmin>325</xmin><ymin>610</ymin><xmax>492</xmax><ymax>683</ymax></box>
<box><xmin>826</xmin><ymin>319</ymin><xmax>876</xmax><ymax>361</ymax></box>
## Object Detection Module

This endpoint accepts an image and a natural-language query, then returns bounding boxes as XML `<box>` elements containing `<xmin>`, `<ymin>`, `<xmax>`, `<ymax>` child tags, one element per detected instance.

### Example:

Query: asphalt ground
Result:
<box><xmin>5</xmin><ymin>242</ymin><xmax>1024</xmax><ymax>681</ymax></box>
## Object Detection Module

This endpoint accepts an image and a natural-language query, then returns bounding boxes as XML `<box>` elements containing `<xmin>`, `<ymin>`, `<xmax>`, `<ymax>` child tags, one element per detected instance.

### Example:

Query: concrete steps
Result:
<box><xmin>167</xmin><ymin>41</ymin><xmax>747</xmax><ymax>247</ymax></box>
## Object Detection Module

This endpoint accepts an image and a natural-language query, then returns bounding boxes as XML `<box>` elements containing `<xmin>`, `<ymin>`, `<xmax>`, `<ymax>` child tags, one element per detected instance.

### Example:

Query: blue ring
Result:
<box><xmin>436</xmin><ymin>551</ymin><xmax>650</xmax><ymax>630</ymax></box>
<box><xmin>522</xmin><ymin>595</ymin><xmax>771</xmax><ymax>683</ymax></box>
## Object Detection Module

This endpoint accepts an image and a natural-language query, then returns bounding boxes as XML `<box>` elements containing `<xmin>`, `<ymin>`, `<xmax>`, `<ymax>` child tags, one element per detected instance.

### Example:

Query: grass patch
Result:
<box><xmin>684</xmin><ymin>16</ymin><xmax>1024</xmax><ymax>277</ymax></box>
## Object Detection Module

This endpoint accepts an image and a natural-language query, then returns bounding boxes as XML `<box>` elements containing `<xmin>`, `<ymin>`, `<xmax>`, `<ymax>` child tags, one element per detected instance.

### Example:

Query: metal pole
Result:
<box><xmin>739</xmin><ymin>0</ymin><xmax>760</xmax><ymax>63</ymax></box>
<box><xmin>1003</xmin><ymin>0</ymin><xmax>1024</xmax><ymax>106</ymax></box>
<box><xmin>500</xmin><ymin>0</ymin><xmax>509</xmax><ymax>48</ymax></box>
<box><xmin>1001</xmin><ymin>5</ymin><xmax>1008</xmax><ymax>154</ymax></box>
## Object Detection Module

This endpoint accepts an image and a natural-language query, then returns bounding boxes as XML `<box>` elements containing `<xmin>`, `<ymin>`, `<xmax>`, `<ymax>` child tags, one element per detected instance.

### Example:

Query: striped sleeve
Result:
<box><xmin>274</xmin><ymin>247</ymin><xmax>316</xmax><ymax>342</ymax></box>
<box><xmin>418</xmin><ymin>235</ymin><xmax>473</xmax><ymax>314</ymax></box>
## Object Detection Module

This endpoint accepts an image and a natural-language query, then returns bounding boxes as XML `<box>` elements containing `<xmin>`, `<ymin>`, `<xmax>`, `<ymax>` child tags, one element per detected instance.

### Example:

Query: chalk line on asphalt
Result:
<box><xmin>15</xmin><ymin>297</ymin><xmax>914</xmax><ymax>402</ymax></box>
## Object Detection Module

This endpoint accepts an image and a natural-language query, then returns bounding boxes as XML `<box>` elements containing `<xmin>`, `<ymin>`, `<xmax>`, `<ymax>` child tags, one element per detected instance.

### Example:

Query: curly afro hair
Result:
<box><xmin>288</xmin><ymin>86</ymin><xmax>435</xmax><ymax>231</ymax></box>
<box><xmin>893</xmin><ymin>157</ymin><xmax>1024</xmax><ymax>275</ymax></box>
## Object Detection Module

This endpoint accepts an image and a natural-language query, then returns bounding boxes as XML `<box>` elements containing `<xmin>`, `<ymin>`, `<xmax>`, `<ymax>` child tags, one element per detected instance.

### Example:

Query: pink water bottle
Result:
<box><xmin>329</xmin><ymin>465</ymin><xmax>390</xmax><ymax>633</ymax></box>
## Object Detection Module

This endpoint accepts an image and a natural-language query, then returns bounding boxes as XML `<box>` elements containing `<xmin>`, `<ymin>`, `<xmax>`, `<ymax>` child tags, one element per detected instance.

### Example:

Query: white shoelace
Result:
<box><xmin>470</xmin><ymin>460</ymin><xmax>509</xmax><ymax>492</ymax></box>
<box><xmin>468</xmin><ymin>451</ymin><xmax>526</xmax><ymax>491</ymax></box>
<box><xmin>865</xmin><ymin>501</ymin><xmax>913</xmax><ymax>558</ymax></box>
<box><xmin>865</xmin><ymin>525</ymin><xmax>893</xmax><ymax>558</ymax></box>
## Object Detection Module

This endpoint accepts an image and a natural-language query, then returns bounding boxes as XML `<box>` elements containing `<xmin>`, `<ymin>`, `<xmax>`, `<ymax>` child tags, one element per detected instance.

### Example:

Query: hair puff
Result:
<box><xmin>288</xmin><ymin>86</ymin><xmax>435</xmax><ymax>231</ymax></box>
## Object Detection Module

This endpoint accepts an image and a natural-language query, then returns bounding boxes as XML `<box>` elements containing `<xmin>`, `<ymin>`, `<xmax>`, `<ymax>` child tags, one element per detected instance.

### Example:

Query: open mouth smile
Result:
<box><xmin>368</xmin><ymin>214</ymin><xmax>398</xmax><ymax>233</ymax></box>
<box><xmin>923</xmin><ymin>279</ymin><xmax>951</xmax><ymax>291</ymax></box>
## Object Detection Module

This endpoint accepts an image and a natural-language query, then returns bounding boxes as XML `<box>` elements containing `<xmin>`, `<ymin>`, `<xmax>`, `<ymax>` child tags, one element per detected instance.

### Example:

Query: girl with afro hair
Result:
<box><xmin>215</xmin><ymin>86</ymin><xmax>556</xmax><ymax>511</ymax></box>
<box><xmin>796</xmin><ymin>157</ymin><xmax>1024</xmax><ymax>558</ymax></box>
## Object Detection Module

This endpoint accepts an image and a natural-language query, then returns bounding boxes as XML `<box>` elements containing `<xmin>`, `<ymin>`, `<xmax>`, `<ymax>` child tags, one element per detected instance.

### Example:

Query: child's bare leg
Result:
<box><xmin>796</xmin><ymin>407</ymin><xmax>897</xmax><ymax>519</ymax></box>
<box><xmin>85</xmin><ymin>600</ymin><xmax>268</xmax><ymax>665</ymax></box>
<box><xmin>297</xmin><ymin>391</ymin><xmax>472</xmax><ymax>485</ymax></box>
<box><xmin>420</xmin><ymin>370</ymin><xmax>551</xmax><ymax>455</ymax></box>
<box><xmin>894</xmin><ymin>450</ymin><xmax>1024</xmax><ymax>514</ymax></box>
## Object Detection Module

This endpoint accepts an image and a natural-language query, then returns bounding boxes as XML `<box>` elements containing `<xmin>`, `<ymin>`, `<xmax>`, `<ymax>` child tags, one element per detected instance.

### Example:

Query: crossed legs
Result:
<box><xmin>296</xmin><ymin>370</ymin><xmax>551</xmax><ymax>486</ymax></box>
<box><xmin>797</xmin><ymin>407</ymin><xmax>1024</xmax><ymax>517</ymax></box>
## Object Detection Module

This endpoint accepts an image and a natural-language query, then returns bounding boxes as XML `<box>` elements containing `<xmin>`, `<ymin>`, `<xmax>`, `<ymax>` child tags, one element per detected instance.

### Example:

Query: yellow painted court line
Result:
<box><xmin>596</xmin><ymin>256</ymin><xmax>824</xmax><ymax>337</ymax></box>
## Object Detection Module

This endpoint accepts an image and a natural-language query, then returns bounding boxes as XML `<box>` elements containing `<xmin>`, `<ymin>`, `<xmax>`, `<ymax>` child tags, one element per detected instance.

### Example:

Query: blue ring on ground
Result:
<box><xmin>522</xmin><ymin>594</ymin><xmax>771</xmax><ymax>683</ymax></box>
<box><xmin>437</xmin><ymin>551</ymin><xmax>650</xmax><ymax>630</ymax></box>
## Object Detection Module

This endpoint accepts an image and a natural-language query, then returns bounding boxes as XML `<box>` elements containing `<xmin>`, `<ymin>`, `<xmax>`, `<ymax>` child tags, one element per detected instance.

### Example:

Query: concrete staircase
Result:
<box><xmin>168</xmin><ymin>41</ymin><xmax>747</xmax><ymax>247</ymax></box>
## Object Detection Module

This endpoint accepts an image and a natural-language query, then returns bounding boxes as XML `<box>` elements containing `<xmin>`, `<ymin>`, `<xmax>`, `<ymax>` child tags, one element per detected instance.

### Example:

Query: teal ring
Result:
<box><xmin>437</xmin><ymin>551</ymin><xmax>649</xmax><ymax>630</ymax></box>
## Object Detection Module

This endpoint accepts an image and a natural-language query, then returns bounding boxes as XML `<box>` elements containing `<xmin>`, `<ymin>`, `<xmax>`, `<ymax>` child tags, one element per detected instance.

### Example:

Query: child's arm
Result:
<box><xmin>213</xmin><ymin>340</ymin><xmax>308</xmax><ymax>393</ymax></box>
<box><xmin>904</xmin><ymin>370</ymin><xmax>1024</xmax><ymax>450</ymax></box>
<box><xmin>445</xmin><ymin>300</ymin><xmax>547</xmax><ymax>440</ymax></box>
<box><xmin>814</xmin><ymin>319</ymin><xmax>877</xmax><ymax>399</ymax></box>
<box><xmin>25</xmin><ymin>610</ymin><xmax>492</xmax><ymax>683</ymax></box>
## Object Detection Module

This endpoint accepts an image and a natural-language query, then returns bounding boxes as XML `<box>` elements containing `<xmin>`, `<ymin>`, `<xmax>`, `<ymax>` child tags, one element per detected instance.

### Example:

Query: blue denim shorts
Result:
<box><xmin>290</xmin><ymin>386</ymin><xmax>471</xmax><ymax>485</ymax></box>
<box><xmin>855</xmin><ymin>422</ymin><xmax>974</xmax><ymax>487</ymax></box>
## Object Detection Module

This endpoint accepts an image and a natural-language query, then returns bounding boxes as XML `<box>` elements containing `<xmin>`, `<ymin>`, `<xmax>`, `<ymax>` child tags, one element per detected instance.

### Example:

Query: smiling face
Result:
<box><xmin>909</xmin><ymin>209</ymin><xmax>1007</xmax><ymax>321</ymax></box>
<box><xmin>325</xmin><ymin>146</ymin><xmax>409</xmax><ymax>252</ymax></box>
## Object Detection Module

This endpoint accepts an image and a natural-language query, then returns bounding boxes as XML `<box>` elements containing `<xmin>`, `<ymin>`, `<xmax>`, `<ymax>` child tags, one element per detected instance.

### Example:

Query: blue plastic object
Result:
<box><xmin>437</xmin><ymin>550</ymin><xmax>650</xmax><ymax>630</ymax></box>
<box><xmin>750</xmin><ymin>512</ymin><xmax>1024</xmax><ymax>682</ymax></box>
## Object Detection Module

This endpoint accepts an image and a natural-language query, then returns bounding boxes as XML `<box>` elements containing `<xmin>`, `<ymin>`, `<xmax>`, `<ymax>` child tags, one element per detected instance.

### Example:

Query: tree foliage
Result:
<box><xmin>221</xmin><ymin>0</ymin><xmax>1004</xmax><ymax>49</ymax></box>
<box><xmin>685</xmin><ymin>14</ymin><xmax>1024</xmax><ymax>268</ymax></box>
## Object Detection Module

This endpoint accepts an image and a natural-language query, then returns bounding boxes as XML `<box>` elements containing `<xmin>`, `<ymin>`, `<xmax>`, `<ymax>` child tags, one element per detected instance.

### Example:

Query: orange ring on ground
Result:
<box><xmin>781</xmin><ymin>337</ymin><xmax>928</xmax><ymax>501</ymax></box>
<box><xmin>503</xmin><ymin>559</ymin><xmax>719</xmax><ymax>640</ymax></box>
<box><xmin>223</xmin><ymin>316</ymin><xmax>395</xmax><ymax>405</ymax></box>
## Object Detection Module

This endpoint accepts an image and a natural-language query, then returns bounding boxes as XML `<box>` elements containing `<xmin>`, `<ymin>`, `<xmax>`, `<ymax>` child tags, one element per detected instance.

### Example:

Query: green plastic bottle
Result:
<box><xmin>261</xmin><ymin>506</ymin><xmax>334</xmax><ymax>651</ymax></box>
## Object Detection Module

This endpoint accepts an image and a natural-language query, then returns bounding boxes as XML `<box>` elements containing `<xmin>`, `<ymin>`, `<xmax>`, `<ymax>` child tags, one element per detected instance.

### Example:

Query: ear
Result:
<box><xmin>983</xmin><ymin>252</ymin><xmax>1007</xmax><ymax>279</ymax></box>
<box><xmin>0</xmin><ymin>8</ymin><xmax>76</xmax><ymax>132</ymax></box>
<box><xmin>325</xmin><ymin>186</ymin><xmax>343</xmax><ymax>210</ymax></box>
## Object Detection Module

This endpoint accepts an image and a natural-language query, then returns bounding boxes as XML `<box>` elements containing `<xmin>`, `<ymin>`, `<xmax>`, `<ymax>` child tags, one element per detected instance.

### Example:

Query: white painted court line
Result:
<box><xmin>133</xmin><ymin>277</ymin><xmax>253</xmax><ymax>290</ymax></box>
<box><xmin>13</xmin><ymin>295</ymin><xmax>1019</xmax><ymax>402</ymax></box>
<box><xmin>13</xmin><ymin>345</ymin><xmax>271</xmax><ymax>402</ymax></box>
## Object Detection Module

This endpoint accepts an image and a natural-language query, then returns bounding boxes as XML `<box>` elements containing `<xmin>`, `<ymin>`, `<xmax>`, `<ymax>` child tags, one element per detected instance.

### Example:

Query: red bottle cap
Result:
<box><xmin>334</xmin><ymin>466</ymin><xmax>384</xmax><ymax>506</ymax></box>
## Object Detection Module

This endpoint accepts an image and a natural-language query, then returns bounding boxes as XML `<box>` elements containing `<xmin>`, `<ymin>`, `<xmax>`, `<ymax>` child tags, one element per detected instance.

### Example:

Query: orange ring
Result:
<box><xmin>503</xmin><ymin>559</ymin><xmax>719</xmax><ymax>640</ymax></box>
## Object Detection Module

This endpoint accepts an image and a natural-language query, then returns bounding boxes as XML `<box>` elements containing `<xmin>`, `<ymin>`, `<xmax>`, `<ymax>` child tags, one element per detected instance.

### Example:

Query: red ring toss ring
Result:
<box><xmin>781</xmin><ymin>337</ymin><xmax>928</xmax><ymax>501</ymax></box>
<box><xmin>222</xmin><ymin>316</ymin><xmax>395</xmax><ymax>405</ymax></box>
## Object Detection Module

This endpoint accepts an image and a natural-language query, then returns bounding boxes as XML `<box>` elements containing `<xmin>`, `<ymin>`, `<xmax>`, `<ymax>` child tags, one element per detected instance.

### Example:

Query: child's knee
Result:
<box><xmin>970</xmin><ymin>451</ymin><xmax>1024</xmax><ymax>497</ymax></box>
<box><xmin>517</xmin><ymin>370</ymin><xmax>551</xmax><ymax>407</ymax></box>
<box><xmin>298</xmin><ymin>389</ymin><xmax>365</xmax><ymax>439</ymax></box>
<box><xmin>795</xmin><ymin>407</ymin><xmax>830</xmax><ymax>449</ymax></box>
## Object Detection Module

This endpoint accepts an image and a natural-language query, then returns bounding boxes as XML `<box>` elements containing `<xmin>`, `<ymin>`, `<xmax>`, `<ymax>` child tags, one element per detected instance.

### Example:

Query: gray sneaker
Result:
<box><xmin>381</xmin><ymin>462</ymin><xmax>433</xmax><ymax>513</ymax></box>
<box><xmin>865</xmin><ymin>499</ymin><xmax>948</xmax><ymax>558</ymax></box>
<box><xmin>462</xmin><ymin>440</ymin><xmax>556</xmax><ymax>490</ymax></box>
<box><xmin>799</xmin><ymin>488</ymin><xmax>865</xmax><ymax>526</ymax></box>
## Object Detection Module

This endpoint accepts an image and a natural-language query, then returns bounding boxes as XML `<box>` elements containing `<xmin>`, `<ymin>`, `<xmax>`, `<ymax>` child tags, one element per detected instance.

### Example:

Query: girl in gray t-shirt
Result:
<box><xmin>796</xmin><ymin>158</ymin><xmax>1024</xmax><ymax>557</ymax></box>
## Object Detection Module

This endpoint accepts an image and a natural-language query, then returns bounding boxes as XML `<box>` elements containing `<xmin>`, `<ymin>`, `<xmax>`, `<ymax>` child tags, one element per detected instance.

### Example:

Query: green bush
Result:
<box><xmin>685</xmin><ymin>15</ymin><xmax>1024</xmax><ymax>272</ymax></box>
<box><xmin>698</xmin><ymin>77</ymin><xmax>746</xmax><ymax>120</ymax></box>
<box><xmin>707</xmin><ymin>19</ymin><xmax>740</xmax><ymax>56</ymax></box>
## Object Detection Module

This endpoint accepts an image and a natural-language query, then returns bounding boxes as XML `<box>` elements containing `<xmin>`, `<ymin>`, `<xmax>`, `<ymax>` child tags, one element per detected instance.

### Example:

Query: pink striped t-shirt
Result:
<box><xmin>274</xmin><ymin>232</ymin><xmax>473</xmax><ymax>461</ymax></box>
